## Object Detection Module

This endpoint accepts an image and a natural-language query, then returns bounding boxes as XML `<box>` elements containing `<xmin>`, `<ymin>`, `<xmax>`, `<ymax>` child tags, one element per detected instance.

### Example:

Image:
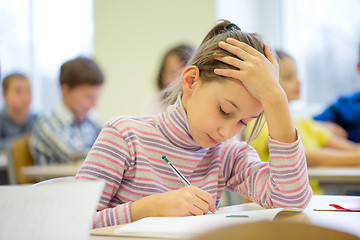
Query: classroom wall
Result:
<box><xmin>94</xmin><ymin>0</ymin><xmax>216</xmax><ymax>122</ymax></box>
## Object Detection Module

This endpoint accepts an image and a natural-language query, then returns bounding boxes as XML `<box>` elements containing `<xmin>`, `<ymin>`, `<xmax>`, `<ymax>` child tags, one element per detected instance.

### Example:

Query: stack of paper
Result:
<box><xmin>0</xmin><ymin>181</ymin><xmax>104</xmax><ymax>240</ymax></box>
<box><xmin>114</xmin><ymin>208</ymin><xmax>301</xmax><ymax>239</ymax></box>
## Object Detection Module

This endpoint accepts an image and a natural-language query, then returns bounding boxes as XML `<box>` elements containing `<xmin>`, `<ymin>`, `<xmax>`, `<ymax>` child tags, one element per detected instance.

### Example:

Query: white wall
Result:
<box><xmin>94</xmin><ymin>0</ymin><xmax>216</xmax><ymax>122</ymax></box>
<box><xmin>215</xmin><ymin>0</ymin><xmax>282</xmax><ymax>48</ymax></box>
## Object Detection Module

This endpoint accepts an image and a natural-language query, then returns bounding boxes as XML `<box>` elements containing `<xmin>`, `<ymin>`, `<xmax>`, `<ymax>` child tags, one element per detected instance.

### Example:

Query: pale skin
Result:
<box><xmin>2</xmin><ymin>76</ymin><xmax>32</xmax><ymax>124</ymax></box>
<box><xmin>130</xmin><ymin>38</ymin><xmax>296</xmax><ymax>222</ymax></box>
<box><xmin>61</xmin><ymin>84</ymin><xmax>102</xmax><ymax>122</ymax></box>
<box><xmin>277</xmin><ymin>56</ymin><xmax>360</xmax><ymax>166</ymax></box>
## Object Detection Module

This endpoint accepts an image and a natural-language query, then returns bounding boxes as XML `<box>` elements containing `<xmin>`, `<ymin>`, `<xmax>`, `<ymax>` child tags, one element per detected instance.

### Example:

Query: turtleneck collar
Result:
<box><xmin>155</xmin><ymin>95</ymin><xmax>204</xmax><ymax>152</ymax></box>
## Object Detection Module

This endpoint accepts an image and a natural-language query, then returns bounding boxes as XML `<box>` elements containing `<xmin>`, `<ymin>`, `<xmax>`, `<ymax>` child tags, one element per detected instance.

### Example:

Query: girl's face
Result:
<box><xmin>182</xmin><ymin>78</ymin><xmax>263</xmax><ymax>148</ymax></box>
<box><xmin>162</xmin><ymin>54</ymin><xmax>184</xmax><ymax>87</ymax></box>
<box><xmin>279</xmin><ymin>56</ymin><xmax>301</xmax><ymax>102</ymax></box>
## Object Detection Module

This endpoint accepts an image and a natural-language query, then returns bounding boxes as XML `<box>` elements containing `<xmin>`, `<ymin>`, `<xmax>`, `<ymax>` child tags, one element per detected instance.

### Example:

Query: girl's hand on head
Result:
<box><xmin>130</xmin><ymin>186</ymin><xmax>216</xmax><ymax>221</ymax></box>
<box><xmin>214</xmin><ymin>38</ymin><xmax>285</xmax><ymax>104</ymax></box>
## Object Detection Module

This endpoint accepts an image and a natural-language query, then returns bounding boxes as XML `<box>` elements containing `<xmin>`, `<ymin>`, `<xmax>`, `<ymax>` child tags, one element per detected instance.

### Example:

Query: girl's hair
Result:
<box><xmin>163</xmin><ymin>19</ymin><xmax>268</xmax><ymax>143</ymax></box>
<box><xmin>156</xmin><ymin>44</ymin><xmax>195</xmax><ymax>91</ymax></box>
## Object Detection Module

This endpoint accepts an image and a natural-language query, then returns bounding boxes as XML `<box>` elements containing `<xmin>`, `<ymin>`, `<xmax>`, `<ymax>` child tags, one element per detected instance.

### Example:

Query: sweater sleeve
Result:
<box><xmin>226</xmin><ymin>129</ymin><xmax>312</xmax><ymax>209</ymax></box>
<box><xmin>75</xmin><ymin>123</ymin><xmax>132</xmax><ymax>228</ymax></box>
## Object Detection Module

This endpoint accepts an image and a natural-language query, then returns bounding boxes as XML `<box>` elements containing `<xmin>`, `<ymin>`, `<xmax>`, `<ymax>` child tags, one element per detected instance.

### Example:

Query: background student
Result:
<box><xmin>0</xmin><ymin>73</ymin><xmax>37</xmax><ymax>151</ymax></box>
<box><xmin>244</xmin><ymin>50</ymin><xmax>360</xmax><ymax>193</ymax></box>
<box><xmin>313</xmin><ymin>43</ymin><xmax>360</xmax><ymax>143</ymax></box>
<box><xmin>76</xmin><ymin>20</ymin><xmax>312</xmax><ymax>229</ymax></box>
<box><xmin>146</xmin><ymin>44</ymin><xmax>194</xmax><ymax>114</ymax></box>
<box><xmin>30</xmin><ymin>57</ymin><xmax>104</xmax><ymax>165</ymax></box>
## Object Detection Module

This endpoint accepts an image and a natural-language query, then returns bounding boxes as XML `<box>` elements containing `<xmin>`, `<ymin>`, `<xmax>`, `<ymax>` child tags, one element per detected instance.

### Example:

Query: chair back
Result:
<box><xmin>10</xmin><ymin>135</ymin><xmax>36</xmax><ymax>184</ymax></box>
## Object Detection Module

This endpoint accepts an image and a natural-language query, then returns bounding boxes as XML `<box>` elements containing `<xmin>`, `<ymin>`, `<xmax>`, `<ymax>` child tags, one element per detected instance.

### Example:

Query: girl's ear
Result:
<box><xmin>181</xmin><ymin>66</ymin><xmax>200</xmax><ymax>95</ymax></box>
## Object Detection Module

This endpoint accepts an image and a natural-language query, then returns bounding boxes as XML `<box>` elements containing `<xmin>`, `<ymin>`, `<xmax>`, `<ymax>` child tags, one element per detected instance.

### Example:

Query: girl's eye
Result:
<box><xmin>219</xmin><ymin>107</ymin><xmax>230</xmax><ymax>116</ymax></box>
<box><xmin>239</xmin><ymin>120</ymin><xmax>248</xmax><ymax>127</ymax></box>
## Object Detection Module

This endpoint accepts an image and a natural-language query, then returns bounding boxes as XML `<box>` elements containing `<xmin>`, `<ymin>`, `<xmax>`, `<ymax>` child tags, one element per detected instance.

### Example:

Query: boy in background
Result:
<box><xmin>30</xmin><ymin>57</ymin><xmax>104</xmax><ymax>165</ymax></box>
<box><xmin>0</xmin><ymin>73</ymin><xmax>37</xmax><ymax>150</ymax></box>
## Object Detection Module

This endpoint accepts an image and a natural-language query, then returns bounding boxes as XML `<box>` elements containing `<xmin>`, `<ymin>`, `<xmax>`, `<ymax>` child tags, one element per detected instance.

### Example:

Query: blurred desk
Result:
<box><xmin>90</xmin><ymin>195</ymin><xmax>360</xmax><ymax>239</ymax></box>
<box><xmin>21</xmin><ymin>162</ymin><xmax>82</xmax><ymax>181</ymax></box>
<box><xmin>308</xmin><ymin>167</ymin><xmax>360</xmax><ymax>195</ymax></box>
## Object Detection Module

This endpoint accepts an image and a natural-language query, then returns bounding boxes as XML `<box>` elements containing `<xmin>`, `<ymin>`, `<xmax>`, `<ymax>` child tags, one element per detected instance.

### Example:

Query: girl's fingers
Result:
<box><xmin>264</xmin><ymin>45</ymin><xmax>278</xmax><ymax>66</ymax></box>
<box><xmin>218</xmin><ymin>41</ymin><xmax>252</xmax><ymax>62</ymax></box>
<box><xmin>225</xmin><ymin>38</ymin><xmax>262</xmax><ymax>58</ymax></box>
<box><xmin>214</xmin><ymin>68</ymin><xmax>242</xmax><ymax>80</ymax></box>
<box><xmin>215</xmin><ymin>56</ymin><xmax>246</xmax><ymax>70</ymax></box>
<box><xmin>194</xmin><ymin>188</ymin><xmax>216</xmax><ymax>213</ymax></box>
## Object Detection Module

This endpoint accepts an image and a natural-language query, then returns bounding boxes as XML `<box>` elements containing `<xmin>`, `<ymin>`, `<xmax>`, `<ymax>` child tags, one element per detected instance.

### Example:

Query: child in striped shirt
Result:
<box><xmin>76</xmin><ymin>20</ymin><xmax>312</xmax><ymax>229</ymax></box>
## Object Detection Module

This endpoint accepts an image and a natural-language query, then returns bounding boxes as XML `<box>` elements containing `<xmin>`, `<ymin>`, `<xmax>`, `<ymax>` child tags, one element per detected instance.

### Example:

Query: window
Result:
<box><xmin>0</xmin><ymin>0</ymin><xmax>94</xmax><ymax>112</ymax></box>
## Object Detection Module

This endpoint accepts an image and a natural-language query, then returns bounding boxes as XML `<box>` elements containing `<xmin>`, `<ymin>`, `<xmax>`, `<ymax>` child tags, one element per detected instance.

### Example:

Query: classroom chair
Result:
<box><xmin>32</xmin><ymin>176</ymin><xmax>75</xmax><ymax>186</ymax></box>
<box><xmin>193</xmin><ymin>221</ymin><xmax>358</xmax><ymax>240</ymax></box>
<box><xmin>7</xmin><ymin>135</ymin><xmax>36</xmax><ymax>184</ymax></box>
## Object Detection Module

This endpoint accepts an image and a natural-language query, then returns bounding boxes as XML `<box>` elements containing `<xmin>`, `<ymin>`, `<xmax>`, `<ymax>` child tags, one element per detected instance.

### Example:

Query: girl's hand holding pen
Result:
<box><xmin>130</xmin><ymin>186</ymin><xmax>216</xmax><ymax>222</ymax></box>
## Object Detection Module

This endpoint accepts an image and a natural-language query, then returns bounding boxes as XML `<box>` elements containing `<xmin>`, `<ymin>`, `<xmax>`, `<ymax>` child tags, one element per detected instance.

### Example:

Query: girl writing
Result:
<box><xmin>76</xmin><ymin>20</ymin><xmax>312</xmax><ymax>228</ymax></box>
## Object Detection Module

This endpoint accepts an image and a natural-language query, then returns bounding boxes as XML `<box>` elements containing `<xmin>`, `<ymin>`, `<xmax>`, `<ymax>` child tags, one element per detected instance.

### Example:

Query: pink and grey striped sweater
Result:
<box><xmin>75</xmin><ymin>97</ymin><xmax>312</xmax><ymax>229</ymax></box>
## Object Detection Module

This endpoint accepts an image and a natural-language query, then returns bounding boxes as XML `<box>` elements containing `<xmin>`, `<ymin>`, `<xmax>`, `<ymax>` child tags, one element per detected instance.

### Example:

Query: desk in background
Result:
<box><xmin>308</xmin><ymin>167</ymin><xmax>360</xmax><ymax>195</ymax></box>
<box><xmin>90</xmin><ymin>195</ymin><xmax>360</xmax><ymax>239</ymax></box>
<box><xmin>21</xmin><ymin>162</ymin><xmax>82</xmax><ymax>182</ymax></box>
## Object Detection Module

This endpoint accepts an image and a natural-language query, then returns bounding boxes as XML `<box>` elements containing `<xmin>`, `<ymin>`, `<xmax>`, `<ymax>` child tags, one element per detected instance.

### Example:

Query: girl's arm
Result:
<box><xmin>76</xmin><ymin>124</ymin><xmax>215</xmax><ymax>228</ymax></box>
<box><xmin>325</xmin><ymin>135</ymin><xmax>360</xmax><ymax>151</ymax></box>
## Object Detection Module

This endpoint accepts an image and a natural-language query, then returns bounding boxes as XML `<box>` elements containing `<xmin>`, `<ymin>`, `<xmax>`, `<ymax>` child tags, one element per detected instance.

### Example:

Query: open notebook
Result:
<box><xmin>111</xmin><ymin>207</ymin><xmax>301</xmax><ymax>239</ymax></box>
<box><xmin>0</xmin><ymin>181</ymin><xmax>104</xmax><ymax>240</ymax></box>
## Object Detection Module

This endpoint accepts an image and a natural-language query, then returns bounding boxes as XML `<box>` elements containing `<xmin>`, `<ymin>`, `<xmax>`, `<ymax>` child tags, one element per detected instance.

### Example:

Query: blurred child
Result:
<box><xmin>0</xmin><ymin>73</ymin><xmax>37</xmax><ymax>150</ymax></box>
<box><xmin>30</xmin><ymin>57</ymin><xmax>104</xmax><ymax>165</ymax></box>
<box><xmin>147</xmin><ymin>44</ymin><xmax>194</xmax><ymax>114</ymax></box>
<box><xmin>244</xmin><ymin>50</ymin><xmax>360</xmax><ymax>193</ymax></box>
<box><xmin>314</xmin><ymin>43</ymin><xmax>360</xmax><ymax>143</ymax></box>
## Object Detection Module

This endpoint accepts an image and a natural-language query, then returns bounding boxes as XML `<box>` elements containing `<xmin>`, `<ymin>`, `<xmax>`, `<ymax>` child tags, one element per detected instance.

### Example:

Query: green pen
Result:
<box><xmin>226</xmin><ymin>215</ymin><xmax>249</xmax><ymax>218</ymax></box>
<box><xmin>162</xmin><ymin>155</ymin><xmax>191</xmax><ymax>186</ymax></box>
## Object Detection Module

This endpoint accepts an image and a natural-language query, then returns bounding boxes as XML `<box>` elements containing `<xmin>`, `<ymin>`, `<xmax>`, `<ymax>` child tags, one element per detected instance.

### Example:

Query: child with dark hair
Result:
<box><xmin>30</xmin><ymin>57</ymin><xmax>104</xmax><ymax>165</ymax></box>
<box><xmin>0</xmin><ymin>73</ymin><xmax>37</xmax><ymax>150</ymax></box>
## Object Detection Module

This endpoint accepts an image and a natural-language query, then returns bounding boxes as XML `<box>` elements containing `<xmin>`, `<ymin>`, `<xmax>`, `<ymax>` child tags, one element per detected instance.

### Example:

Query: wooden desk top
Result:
<box><xmin>21</xmin><ymin>162</ymin><xmax>82</xmax><ymax>179</ymax></box>
<box><xmin>90</xmin><ymin>195</ymin><xmax>360</xmax><ymax>239</ymax></box>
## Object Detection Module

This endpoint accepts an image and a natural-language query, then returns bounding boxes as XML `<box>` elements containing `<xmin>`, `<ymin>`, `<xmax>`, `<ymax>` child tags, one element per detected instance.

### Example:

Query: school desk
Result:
<box><xmin>89</xmin><ymin>195</ymin><xmax>360</xmax><ymax>239</ymax></box>
<box><xmin>308</xmin><ymin>167</ymin><xmax>360</xmax><ymax>195</ymax></box>
<box><xmin>21</xmin><ymin>161</ymin><xmax>82</xmax><ymax>181</ymax></box>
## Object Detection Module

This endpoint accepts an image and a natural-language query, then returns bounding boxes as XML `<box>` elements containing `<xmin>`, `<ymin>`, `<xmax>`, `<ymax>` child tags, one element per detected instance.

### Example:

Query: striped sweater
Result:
<box><xmin>75</xmin><ymin>96</ymin><xmax>312</xmax><ymax>229</ymax></box>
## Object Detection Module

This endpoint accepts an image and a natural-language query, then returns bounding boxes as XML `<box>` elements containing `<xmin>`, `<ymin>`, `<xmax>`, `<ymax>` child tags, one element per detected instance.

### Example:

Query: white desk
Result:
<box><xmin>308</xmin><ymin>167</ymin><xmax>360</xmax><ymax>183</ymax></box>
<box><xmin>90</xmin><ymin>195</ymin><xmax>360</xmax><ymax>239</ymax></box>
<box><xmin>21</xmin><ymin>162</ymin><xmax>82</xmax><ymax>181</ymax></box>
<box><xmin>308</xmin><ymin>167</ymin><xmax>360</xmax><ymax>195</ymax></box>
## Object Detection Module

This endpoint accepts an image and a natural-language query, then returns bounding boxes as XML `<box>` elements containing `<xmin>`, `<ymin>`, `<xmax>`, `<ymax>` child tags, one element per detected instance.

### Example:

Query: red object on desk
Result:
<box><xmin>329</xmin><ymin>204</ymin><xmax>352</xmax><ymax>211</ymax></box>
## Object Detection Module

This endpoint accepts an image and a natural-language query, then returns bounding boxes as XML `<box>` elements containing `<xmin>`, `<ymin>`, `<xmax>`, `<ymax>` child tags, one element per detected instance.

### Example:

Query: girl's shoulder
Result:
<box><xmin>104</xmin><ymin>114</ymin><xmax>156</xmax><ymax>131</ymax></box>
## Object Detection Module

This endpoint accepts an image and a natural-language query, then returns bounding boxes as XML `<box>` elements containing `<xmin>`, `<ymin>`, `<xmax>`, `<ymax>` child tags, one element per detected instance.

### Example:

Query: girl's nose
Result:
<box><xmin>218</xmin><ymin>122</ymin><xmax>238</xmax><ymax>140</ymax></box>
